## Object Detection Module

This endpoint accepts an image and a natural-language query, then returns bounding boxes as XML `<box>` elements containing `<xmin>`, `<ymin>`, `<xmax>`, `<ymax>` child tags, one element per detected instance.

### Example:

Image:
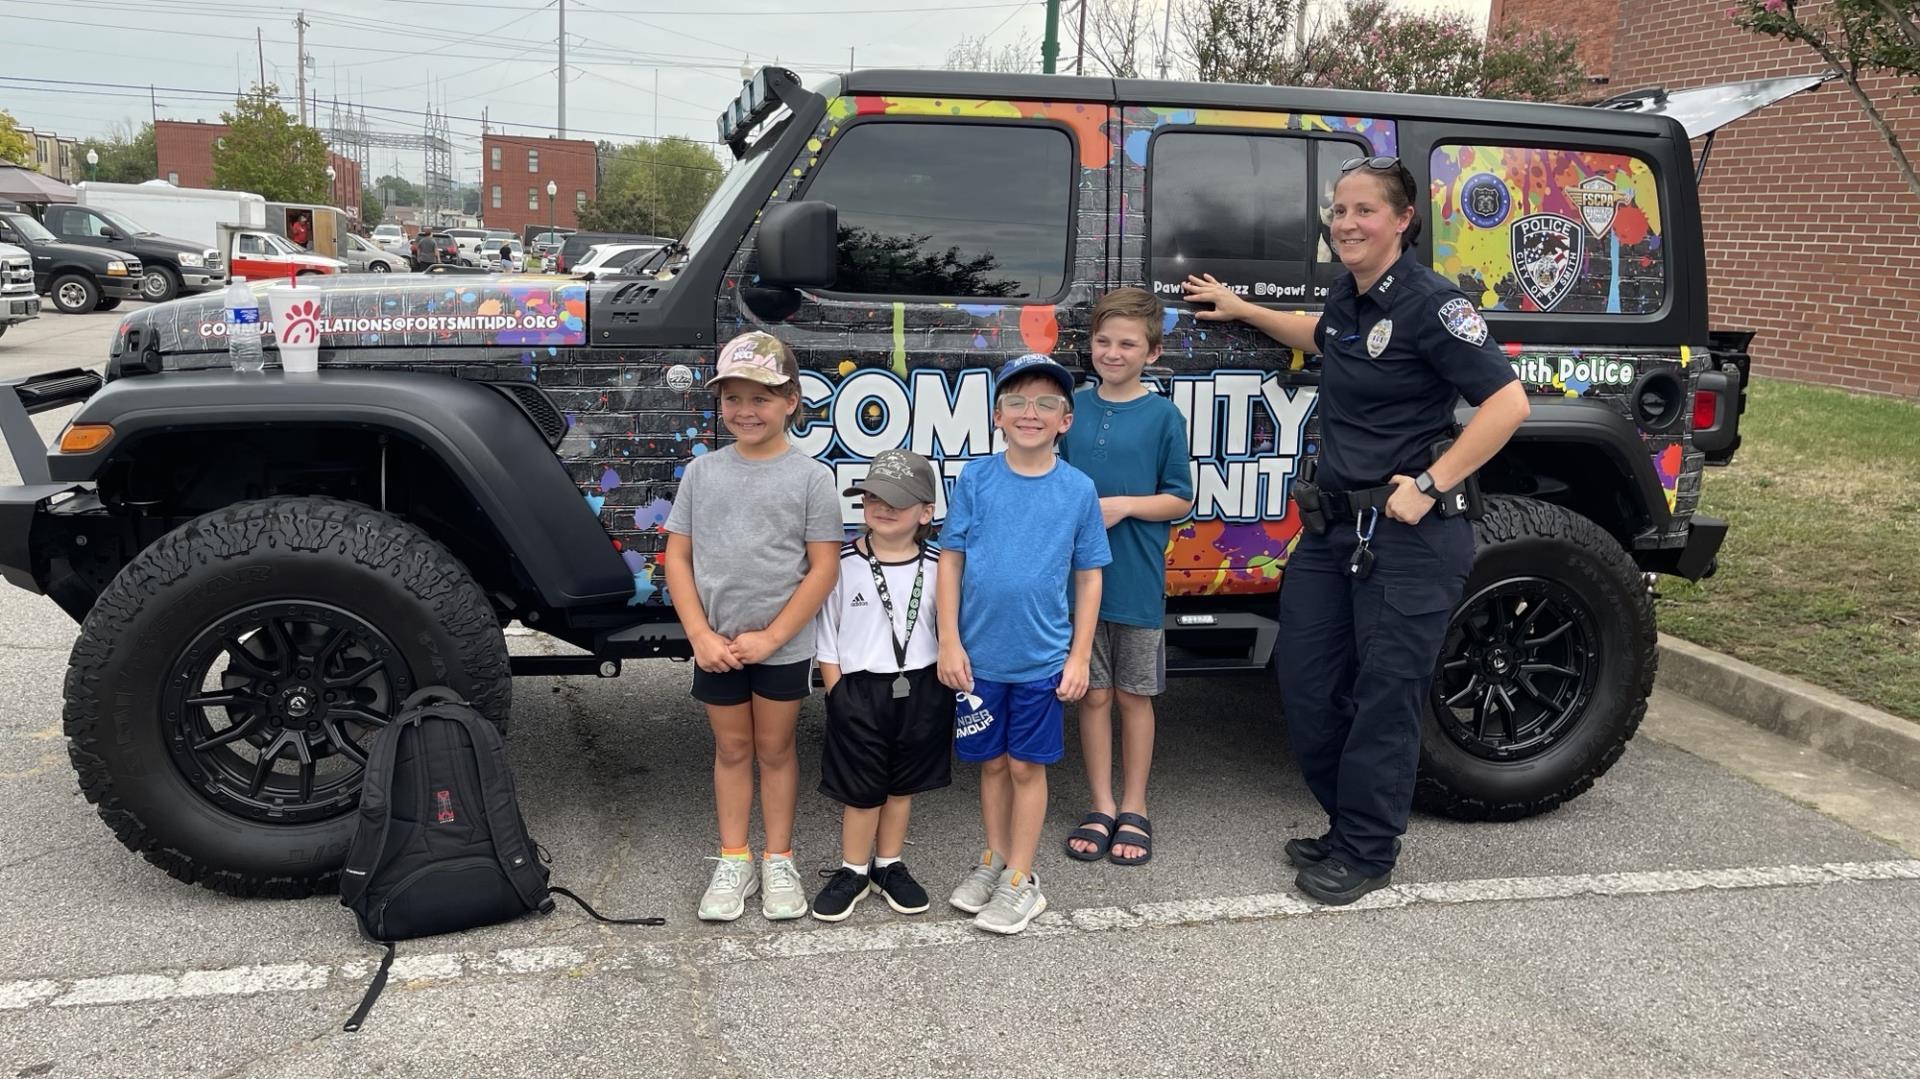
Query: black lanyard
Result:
<box><xmin>862</xmin><ymin>539</ymin><xmax>925</xmax><ymax>674</ymax></box>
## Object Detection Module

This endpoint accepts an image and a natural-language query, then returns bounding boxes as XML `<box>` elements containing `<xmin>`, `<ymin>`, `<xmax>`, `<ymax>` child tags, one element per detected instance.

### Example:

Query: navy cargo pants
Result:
<box><xmin>1275</xmin><ymin>511</ymin><xmax>1474</xmax><ymax>876</ymax></box>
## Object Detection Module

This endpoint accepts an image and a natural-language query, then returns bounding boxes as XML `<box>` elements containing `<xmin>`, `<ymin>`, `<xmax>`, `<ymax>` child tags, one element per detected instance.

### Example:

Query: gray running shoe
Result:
<box><xmin>698</xmin><ymin>856</ymin><xmax>759</xmax><ymax>922</ymax></box>
<box><xmin>948</xmin><ymin>850</ymin><xmax>1007</xmax><ymax>914</ymax></box>
<box><xmin>761</xmin><ymin>853</ymin><xmax>809</xmax><ymax>921</ymax></box>
<box><xmin>973</xmin><ymin>868</ymin><xmax>1047</xmax><ymax>935</ymax></box>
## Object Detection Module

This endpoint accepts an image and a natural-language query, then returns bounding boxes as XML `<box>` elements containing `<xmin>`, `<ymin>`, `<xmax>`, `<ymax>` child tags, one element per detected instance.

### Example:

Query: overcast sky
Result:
<box><xmin>2</xmin><ymin>0</ymin><xmax>1488</xmax><ymax>186</ymax></box>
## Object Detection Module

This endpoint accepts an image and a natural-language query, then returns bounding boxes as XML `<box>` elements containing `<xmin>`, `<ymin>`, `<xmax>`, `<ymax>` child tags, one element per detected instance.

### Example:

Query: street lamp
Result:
<box><xmin>325</xmin><ymin>164</ymin><xmax>336</xmax><ymax>205</ymax></box>
<box><xmin>85</xmin><ymin>147</ymin><xmax>98</xmax><ymax>182</ymax></box>
<box><xmin>546</xmin><ymin>178</ymin><xmax>557</xmax><ymax>242</ymax></box>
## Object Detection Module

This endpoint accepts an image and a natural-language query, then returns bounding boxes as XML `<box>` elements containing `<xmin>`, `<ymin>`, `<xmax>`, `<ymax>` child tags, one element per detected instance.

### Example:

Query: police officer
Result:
<box><xmin>1183</xmin><ymin>156</ymin><xmax>1530</xmax><ymax>905</ymax></box>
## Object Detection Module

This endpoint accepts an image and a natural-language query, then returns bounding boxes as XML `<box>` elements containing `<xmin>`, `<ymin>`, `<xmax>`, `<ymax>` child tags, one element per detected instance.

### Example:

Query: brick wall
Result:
<box><xmin>156</xmin><ymin>121</ymin><xmax>364</xmax><ymax>221</ymax></box>
<box><xmin>1490</xmin><ymin>0</ymin><xmax>1619</xmax><ymax>84</ymax></box>
<box><xmin>1611</xmin><ymin>0</ymin><xmax>1920</xmax><ymax>397</ymax></box>
<box><xmin>480</xmin><ymin>134</ymin><xmax>598</xmax><ymax>236</ymax></box>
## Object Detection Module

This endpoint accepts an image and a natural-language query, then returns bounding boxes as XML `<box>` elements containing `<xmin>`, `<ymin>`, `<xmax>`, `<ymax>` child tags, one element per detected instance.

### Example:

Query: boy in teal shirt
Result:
<box><xmin>1059</xmin><ymin>288</ymin><xmax>1195</xmax><ymax>866</ymax></box>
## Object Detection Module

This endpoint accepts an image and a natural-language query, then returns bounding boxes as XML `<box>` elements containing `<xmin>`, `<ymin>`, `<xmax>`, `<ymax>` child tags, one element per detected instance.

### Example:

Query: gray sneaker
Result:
<box><xmin>948</xmin><ymin>850</ymin><xmax>1007</xmax><ymax>914</ymax></box>
<box><xmin>761</xmin><ymin>853</ymin><xmax>809</xmax><ymax>921</ymax></box>
<box><xmin>973</xmin><ymin>868</ymin><xmax>1047</xmax><ymax>935</ymax></box>
<box><xmin>698</xmin><ymin>856</ymin><xmax>759</xmax><ymax>922</ymax></box>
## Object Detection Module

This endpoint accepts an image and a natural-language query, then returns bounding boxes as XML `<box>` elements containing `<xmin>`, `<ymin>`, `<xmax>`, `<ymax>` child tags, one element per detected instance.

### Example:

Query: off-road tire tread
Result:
<box><xmin>1414</xmin><ymin>495</ymin><xmax>1656</xmax><ymax>822</ymax></box>
<box><xmin>63</xmin><ymin>496</ymin><xmax>510</xmax><ymax>899</ymax></box>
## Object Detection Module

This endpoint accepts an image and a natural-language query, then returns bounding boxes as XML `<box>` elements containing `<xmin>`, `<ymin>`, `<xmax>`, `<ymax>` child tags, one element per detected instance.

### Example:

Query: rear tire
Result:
<box><xmin>63</xmin><ymin>497</ymin><xmax>511</xmax><ymax>898</ymax></box>
<box><xmin>1414</xmin><ymin>496</ymin><xmax>1654</xmax><ymax>821</ymax></box>
<box><xmin>95</xmin><ymin>297</ymin><xmax>122</xmax><ymax>312</ymax></box>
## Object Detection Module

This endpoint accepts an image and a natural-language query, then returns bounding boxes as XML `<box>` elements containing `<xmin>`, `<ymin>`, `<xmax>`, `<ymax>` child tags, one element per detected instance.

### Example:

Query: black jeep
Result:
<box><xmin>0</xmin><ymin>68</ymin><xmax>1787</xmax><ymax>897</ymax></box>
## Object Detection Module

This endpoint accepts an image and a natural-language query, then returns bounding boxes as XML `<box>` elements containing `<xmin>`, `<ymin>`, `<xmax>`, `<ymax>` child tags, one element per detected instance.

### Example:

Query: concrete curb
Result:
<box><xmin>1657</xmin><ymin>633</ymin><xmax>1920</xmax><ymax>790</ymax></box>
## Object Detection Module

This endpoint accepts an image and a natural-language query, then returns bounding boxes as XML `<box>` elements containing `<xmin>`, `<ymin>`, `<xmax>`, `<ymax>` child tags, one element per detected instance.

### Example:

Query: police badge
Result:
<box><xmin>1366</xmin><ymin>319</ymin><xmax>1393</xmax><ymax>358</ymax></box>
<box><xmin>1563</xmin><ymin>177</ymin><xmax>1632</xmax><ymax>238</ymax></box>
<box><xmin>1509</xmin><ymin>213</ymin><xmax>1586</xmax><ymax>311</ymax></box>
<box><xmin>1461</xmin><ymin>172</ymin><xmax>1511</xmax><ymax>229</ymax></box>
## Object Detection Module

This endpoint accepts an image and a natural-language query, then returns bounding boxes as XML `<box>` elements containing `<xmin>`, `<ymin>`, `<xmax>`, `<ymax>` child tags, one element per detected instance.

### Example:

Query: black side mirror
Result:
<box><xmin>102</xmin><ymin>227</ymin><xmax>122</xmax><ymax>240</ymax></box>
<box><xmin>756</xmin><ymin>200</ymin><xmax>837</xmax><ymax>289</ymax></box>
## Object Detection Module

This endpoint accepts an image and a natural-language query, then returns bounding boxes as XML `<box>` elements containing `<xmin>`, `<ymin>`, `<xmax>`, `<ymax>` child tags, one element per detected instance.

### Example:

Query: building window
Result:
<box><xmin>167</xmin><ymin>172</ymin><xmax>179</xmax><ymax>185</ymax></box>
<box><xmin>492</xmin><ymin>185</ymin><xmax>502</xmax><ymax>209</ymax></box>
<box><xmin>490</xmin><ymin>147</ymin><xmax>501</xmax><ymax>171</ymax></box>
<box><xmin>801</xmin><ymin>121</ymin><xmax>1074</xmax><ymax>299</ymax></box>
<box><xmin>529</xmin><ymin>187</ymin><xmax>539</xmax><ymax>210</ymax></box>
<box><xmin>528</xmin><ymin>149</ymin><xmax>539</xmax><ymax>173</ymax></box>
<box><xmin>576</xmin><ymin>190</ymin><xmax>586</xmax><ymax>212</ymax></box>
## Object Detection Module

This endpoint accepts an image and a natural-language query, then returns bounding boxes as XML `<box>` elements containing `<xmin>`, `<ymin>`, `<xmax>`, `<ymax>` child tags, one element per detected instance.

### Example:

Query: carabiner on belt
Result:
<box><xmin>1348</xmin><ymin>507</ymin><xmax>1378</xmax><ymax>580</ymax></box>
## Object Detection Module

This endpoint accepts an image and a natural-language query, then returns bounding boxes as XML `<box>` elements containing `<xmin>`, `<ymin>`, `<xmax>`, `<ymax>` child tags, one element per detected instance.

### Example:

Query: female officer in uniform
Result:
<box><xmin>1182</xmin><ymin>156</ymin><xmax>1530</xmax><ymax>905</ymax></box>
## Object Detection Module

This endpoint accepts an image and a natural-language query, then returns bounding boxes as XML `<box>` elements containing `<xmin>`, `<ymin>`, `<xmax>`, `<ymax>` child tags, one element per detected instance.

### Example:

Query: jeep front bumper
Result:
<box><xmin>0</xmin><ymin>369</ymin><xmax>104</xmax><ymax>593</ymax></box>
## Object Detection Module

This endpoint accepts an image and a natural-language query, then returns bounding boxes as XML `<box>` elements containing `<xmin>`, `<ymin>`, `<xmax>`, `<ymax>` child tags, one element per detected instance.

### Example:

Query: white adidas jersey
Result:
<box><xmin>815</xmin><ymin>540</ymin><xmax>942</xmax><ymax>674</ymax></box>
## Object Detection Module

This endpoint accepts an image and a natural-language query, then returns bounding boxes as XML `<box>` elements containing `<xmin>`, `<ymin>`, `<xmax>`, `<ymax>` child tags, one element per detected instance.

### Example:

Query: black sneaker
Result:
<box><xmin>810</xmin><ymin>867</ymin><xmax>870</xmax><ymax>923</ymax></box>
<box><xmin>1285</xmin><ymin>835</ymin><xmax>1400</xmax><ymax>868</ymax></box>
<box><xmin>869</xmin><ymin>860</ymin><xmax>931</xmax><ymax>914</ymax></box>
<box><xmin>1295</xmin><ymin>857</ymin><xmax>1392</xmax><ymax>906</ymax></box>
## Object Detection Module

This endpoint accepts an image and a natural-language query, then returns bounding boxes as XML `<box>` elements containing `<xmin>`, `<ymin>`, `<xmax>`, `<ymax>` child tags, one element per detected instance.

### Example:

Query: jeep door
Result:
<box><xmin>716</xmin><ymin>78</ymin><xmax>1116</xmax><ymax>523</ymax></box>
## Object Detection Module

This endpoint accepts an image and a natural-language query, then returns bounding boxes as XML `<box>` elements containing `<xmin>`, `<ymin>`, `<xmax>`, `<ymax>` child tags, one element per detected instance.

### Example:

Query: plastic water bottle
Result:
<box><xmin>224</xmin><ymin>278</ymin><xmax>264</xmax><ymax>373</ymax></box>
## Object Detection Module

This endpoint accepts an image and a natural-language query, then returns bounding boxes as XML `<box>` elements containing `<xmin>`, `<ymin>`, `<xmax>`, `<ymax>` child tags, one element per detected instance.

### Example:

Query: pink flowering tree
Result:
<box><xmin>1731</xmin><ymin>0</ymin><xmax>1920</xmax><ymax>203</ymax></box>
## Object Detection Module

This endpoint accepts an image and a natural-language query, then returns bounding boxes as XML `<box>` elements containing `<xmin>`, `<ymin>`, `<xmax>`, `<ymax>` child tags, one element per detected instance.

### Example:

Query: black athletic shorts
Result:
<box><xmin>691</xmin><ymin>659</ymin><xmax>813</xmax><ymax>706</ymax></box>
<box><xmin>819</xmin><ymin>666</ymin><xmax>954</xmax><ymax>809</ymax></box>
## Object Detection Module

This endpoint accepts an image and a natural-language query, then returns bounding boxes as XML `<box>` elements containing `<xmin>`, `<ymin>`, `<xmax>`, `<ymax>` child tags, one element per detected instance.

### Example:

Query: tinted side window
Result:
<box><xmin>1149</xmin><ymin>133</ymin><xmax>1357</xmax><ymax>304</ymax></box>
<box><xmin>1430</xmin><ymin>144</ymin><xmax>1667</xmax><ymax>315</ymax></box>
<box><xmin>803</xmin><ymin>122</ymin><xmax>1073</xmax><ymax>299</ymax></box>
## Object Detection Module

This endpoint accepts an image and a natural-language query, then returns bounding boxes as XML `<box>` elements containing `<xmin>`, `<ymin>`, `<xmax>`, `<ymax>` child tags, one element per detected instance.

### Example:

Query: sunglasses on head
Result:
<box><xmin>1340</xmin><ymin>155</ymin><xmax>1402</xmax><ymax>173</ymax></box>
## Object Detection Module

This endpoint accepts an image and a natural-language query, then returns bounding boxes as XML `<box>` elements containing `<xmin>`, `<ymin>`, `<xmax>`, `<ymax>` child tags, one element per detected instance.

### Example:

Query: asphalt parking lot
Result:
<box><xmin>1</xmin><ymin>310</ymin><xmax>1918</xmax><ymax>1077</ymax></box>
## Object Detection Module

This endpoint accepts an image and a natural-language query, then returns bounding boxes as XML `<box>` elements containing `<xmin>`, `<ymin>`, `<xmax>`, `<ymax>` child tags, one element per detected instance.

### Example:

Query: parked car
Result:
<box><xmin>570</xmin><ymin>242</ymin><xmax>661</xmax><ymax>280</ymax></box>
<box><xmin>227</xmin><ymin>229</ymin><xmax>346</xmax><ymax>281</ymax></box>
<box><xmin>0</xmin><ymin>241</ymin><xmax>39</xmax><ymax>339</ymax></box>
<box><xmin>0</xmin><ymin>66</ymin><xmax>1784</xmax><ymax>899</ymax></box>
<box><xmin>48</xmin><ymin>197</ymin><xmax>227</xmax><ymax>302</ymax></box>
<box><xmin>553</xmin><ymin>231</ymin><xmax>670</xmax><ymax>274</ymax></box>
<box><xmin>483</xmin><ymin>239</ymin><xmax>525</xmax><ymax>272</ymax></box>
<box><xmin>409</xmin><ymin>232</ymin><xmax>460</xmax><ymax>271</ymax></box>
<box><xmin>371</xmin><ymin>223</ymin><xmax>405</xmax><ymax>249</ymax></box>
<box><xmin>0</xmin><ymin>210</ymin><xmax>143</xmax><ymax>314</ymax></box>
<box><xmin>343</xmin><ymin>233</ymin><xmax>405</xmax><ymax>273</ymax></box>
<box><xmin>441</xmin><ymin>228</ymin><xmax>490</xmax><ymax>265</ymax></box>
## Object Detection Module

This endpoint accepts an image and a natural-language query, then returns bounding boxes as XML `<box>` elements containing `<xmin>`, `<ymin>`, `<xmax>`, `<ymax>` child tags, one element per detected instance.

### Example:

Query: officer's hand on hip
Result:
<box><xmin>1386</xmin><ymin>474</ymin><xmax>1436</xmax><ymax>525</ymax></box>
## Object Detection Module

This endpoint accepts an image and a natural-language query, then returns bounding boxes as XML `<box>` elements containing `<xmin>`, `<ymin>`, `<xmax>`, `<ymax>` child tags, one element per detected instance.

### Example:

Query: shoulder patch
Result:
<box><xmin>1437</xmin><ymin>297</ymin><xmax>1489</xmax><ymax>347</ymax></box>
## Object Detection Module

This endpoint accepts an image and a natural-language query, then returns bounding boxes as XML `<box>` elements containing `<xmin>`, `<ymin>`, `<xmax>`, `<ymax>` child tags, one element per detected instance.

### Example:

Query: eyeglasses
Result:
<box><xmin>998</xmin><ymin>393</ymin><xmax>1068</xmax><ymax>415</ymax></box>
<box><xmin>1341</xmin><ymin>155</ymin><xmax>1402</xmax><ymax>173</ymax></box>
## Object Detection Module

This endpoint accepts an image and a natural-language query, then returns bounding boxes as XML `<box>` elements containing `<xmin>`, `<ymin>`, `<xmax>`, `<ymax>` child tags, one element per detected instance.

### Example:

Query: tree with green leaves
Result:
<box><xmin>0</xmin><ymin>109</ymin><xmax>32</xmax><ymax>167</ymax></box>
<box><xmin>360</xmin><ymin>188</ymin><xmax>384</xmax><ymax>226</ymax></box>
<box><xmin>1731</xmin><ymin>0</ymin><xmax>1920</xmax><ymax>204</ymax></box>
<box><xmin>577</xmin><ymin>137</ymin><xmax>724</xmax><ymax>237</ymax></box>
<box><xmin>211</xmin><ymin>85</ymin><xmax>329</xmax><ymax>203</ymax></box>
<box><xmin>373</xmin><ymin>174</ymin><xmax>421</xmax><ymax>208</ymax></box>
<box><xmin>79</xmin><ymin>123</ymin><xmax>157</xmax><ymax>184</ymax></box>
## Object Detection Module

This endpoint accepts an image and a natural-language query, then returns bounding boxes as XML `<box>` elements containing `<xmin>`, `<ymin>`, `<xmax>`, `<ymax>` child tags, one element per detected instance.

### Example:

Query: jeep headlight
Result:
<box><xmin>105</xmin><ymin>260</ymin><xmax>128</xmax><ymax>275</ymax></box>
<box><xmin>177</xmin><ymin>253</ymin><xmax>203</xmax><ymax>267</ymax></box>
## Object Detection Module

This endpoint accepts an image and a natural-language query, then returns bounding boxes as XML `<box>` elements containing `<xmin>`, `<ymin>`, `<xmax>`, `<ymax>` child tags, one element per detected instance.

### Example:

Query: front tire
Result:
<box><xmin>50</xmin><ymin>274</ymin><xmax>99</xmax><ymax>314</ymax></box>
<box><xmin>1414</xmin><ymin>496</ymin><xmax>1655</xmax><ymax>821</ymax></box>
<box><xmin>63</xmin><ymin>497</ymin><xmax>511</xmax><ymax>897</ymax></box>
<box><xmin>141</xmin><ymin>266</ymin><xmax>181</xmax><ymax>302</ymax></box>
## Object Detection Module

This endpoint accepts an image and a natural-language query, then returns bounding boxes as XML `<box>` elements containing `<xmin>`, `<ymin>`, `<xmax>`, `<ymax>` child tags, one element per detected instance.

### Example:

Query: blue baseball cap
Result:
<box><xmin>996</xmin><ymin>353</ymin><xmax>1077</xmax><ymax>400</ymax></box>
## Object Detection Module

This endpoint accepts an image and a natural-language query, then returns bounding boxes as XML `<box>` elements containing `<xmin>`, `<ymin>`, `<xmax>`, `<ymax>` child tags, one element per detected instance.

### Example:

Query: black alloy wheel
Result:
<box><xmin>1432</xmin><ymin>578</ymin><xmax>1599</xmax><ymax>762</ymax></box>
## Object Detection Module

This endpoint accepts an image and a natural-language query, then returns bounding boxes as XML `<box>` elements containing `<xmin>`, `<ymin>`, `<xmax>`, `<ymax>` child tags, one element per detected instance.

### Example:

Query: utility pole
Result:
<box><xmin>1159</xmin><ymin>0</ymin><xmax>1173</xmax><ymax>79</ymax></box>
<box><xmin>256</xmin><ymin>27</ymin><xmax>266</xmax><ymax>88</ymax></box>
<box><xmin>557</xmin><ymin>0</ymin><xmax>567</xmax><ymax>139</ymax></box>
<box><xmin>1042</xmin><ymin>0</ymin><xmax>1060</xmax><ymax>73</ymax></box>
<box><xmin>293</xmin><ymin>10</ymin><xmax>310</xmax><ymax>124</ymax></box>
<box><xmin>1074</xmin><ymin>0</ymin><xmax>1086</xmax><ymax>76</ymax></box>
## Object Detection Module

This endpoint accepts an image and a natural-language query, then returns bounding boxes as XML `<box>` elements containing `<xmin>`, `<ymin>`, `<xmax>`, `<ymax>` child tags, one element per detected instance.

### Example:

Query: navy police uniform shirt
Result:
<box><xmin>1312</xmin><ymin>245</ymin><xmax>1517</xmax><ymax>491</ymax></box>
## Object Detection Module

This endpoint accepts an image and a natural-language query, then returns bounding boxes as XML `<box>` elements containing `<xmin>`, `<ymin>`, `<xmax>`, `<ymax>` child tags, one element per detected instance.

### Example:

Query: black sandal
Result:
<box><xmin>1064</xmin><ymin>811</ymin><xmax>1116</xmax><ymax>861</ymax></box>
<box><xmin>1109</xmin><ymin>813</ymin><xmax>1153</xmax><ymax>866</ymax></box>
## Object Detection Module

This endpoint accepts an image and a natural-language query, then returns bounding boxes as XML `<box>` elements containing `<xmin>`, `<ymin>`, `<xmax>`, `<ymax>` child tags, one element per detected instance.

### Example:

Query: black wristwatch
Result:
<box><xmin>1414</xmin><ymin>470</ymin><xmax>1439</xmax><ymax>497</ymax></box>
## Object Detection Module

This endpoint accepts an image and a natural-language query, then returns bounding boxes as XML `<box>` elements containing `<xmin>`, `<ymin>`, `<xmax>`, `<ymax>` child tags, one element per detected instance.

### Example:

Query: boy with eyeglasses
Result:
<box><xmin>937</xmin><ymin>354</ymin><xmax>1111</xmax><ymax>935</ymax></box>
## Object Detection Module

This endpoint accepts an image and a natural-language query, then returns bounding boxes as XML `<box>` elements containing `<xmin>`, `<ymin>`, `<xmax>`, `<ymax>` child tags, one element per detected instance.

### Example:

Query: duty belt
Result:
<box><xmin>1319</xmin><ymin>485</ymin><xmax>1397</xmax><ymax>520</ymax></box>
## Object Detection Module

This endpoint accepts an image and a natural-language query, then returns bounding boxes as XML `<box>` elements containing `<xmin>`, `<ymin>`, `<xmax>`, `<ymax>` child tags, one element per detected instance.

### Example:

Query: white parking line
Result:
<box><xmin>4</xmin><ymin>859</ymin><xmax>1916</xmax><ymax>1014</ymax></box>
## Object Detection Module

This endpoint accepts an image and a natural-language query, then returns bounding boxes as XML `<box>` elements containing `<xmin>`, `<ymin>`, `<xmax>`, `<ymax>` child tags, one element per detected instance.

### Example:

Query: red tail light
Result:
<box><xmin>1693</xmin><ymin>389</ymin><xmax>1719</xmax><ymax>430</ymax></box>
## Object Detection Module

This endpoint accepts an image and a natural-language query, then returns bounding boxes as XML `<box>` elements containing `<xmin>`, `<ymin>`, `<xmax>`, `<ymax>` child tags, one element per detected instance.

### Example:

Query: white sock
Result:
<box><xmin>874</xmin><ymin>855</ymin><xmax>901</xmax><ymax>868</ymax></box>
<box><xmin>842</xmin><ymin>860</ymin><xmax>869</xmax><ymax>876</ymax></box>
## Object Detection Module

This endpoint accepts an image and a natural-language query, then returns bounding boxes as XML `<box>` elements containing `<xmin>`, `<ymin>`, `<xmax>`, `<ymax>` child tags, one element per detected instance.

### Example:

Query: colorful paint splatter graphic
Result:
<box><xmin>1431</xmin><ymin>145</ymin><xmax>1665</xmax><ymax>314</ymax></box>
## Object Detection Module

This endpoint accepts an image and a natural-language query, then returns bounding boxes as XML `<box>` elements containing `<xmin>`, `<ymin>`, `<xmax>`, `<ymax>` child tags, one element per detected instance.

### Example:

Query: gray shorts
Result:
<box><xmin>1088</xmin><ymin>621</ymin><xmax>1166</xmax><ymax>697</ymax></box>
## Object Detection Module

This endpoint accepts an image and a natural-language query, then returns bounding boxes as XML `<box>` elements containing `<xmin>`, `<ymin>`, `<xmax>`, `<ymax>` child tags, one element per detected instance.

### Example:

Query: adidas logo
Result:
<box><xmin>850</xmin><ymin>592</ymin><xmax>868</xmax><ymax>607</ymax></box>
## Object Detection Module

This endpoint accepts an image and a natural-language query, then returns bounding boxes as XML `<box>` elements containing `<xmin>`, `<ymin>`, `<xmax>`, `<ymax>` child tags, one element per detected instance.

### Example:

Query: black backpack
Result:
<box><xmin>339</xmin><ymin>688</ymin><xmax>660</xmax><ymax>1031</ymax></box>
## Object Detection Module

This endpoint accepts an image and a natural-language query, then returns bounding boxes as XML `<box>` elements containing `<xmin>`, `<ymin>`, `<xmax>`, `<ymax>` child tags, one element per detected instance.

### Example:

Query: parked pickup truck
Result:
<box><xmin>50</xmin><ymin>197</ymin><xmax>227</xmax><ymax>302</ymax></box>
<box><xmin>0</xmin><ymin>241</ymin><xmax>39</xmax><ymax>339</ymax></box>
<box><xmin>0</xmin><ymin>210</ymin><xmax>143</xmax><ymax>314</ymax></box>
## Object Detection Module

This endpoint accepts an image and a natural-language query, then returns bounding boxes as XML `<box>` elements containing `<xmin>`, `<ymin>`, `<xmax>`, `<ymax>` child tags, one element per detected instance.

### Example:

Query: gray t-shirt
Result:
<box><xmin>664</xmin><ymin>445</ymin><xmax>843</xmax><ymax>665</ymax></box>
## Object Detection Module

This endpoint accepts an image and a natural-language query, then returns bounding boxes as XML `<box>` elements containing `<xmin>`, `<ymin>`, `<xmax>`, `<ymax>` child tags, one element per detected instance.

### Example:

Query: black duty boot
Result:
<box><xmin>1295</xmin><ymin>857</ymin><xmax>1392</xmax><ymax>906</ymax></box>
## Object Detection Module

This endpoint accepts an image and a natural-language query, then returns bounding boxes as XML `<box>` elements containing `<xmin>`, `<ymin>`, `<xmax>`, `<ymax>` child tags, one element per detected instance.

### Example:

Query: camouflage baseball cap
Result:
<box><xmin>707</xmin><ymin>330</ymin><xmax>798</xmax><ymax>388</ymax></box>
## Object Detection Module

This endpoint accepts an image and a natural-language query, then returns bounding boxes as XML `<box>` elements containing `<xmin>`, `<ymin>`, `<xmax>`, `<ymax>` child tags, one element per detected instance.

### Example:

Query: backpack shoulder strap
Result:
<box><xmin>437</xmin><ymin>705</ymin><xmax>550</xmax><ymax>913</ymax></box>
<box><xmin>338</xmin><ymin>711</ymin><xmax>421</xmax><ymax>910</ymax></box>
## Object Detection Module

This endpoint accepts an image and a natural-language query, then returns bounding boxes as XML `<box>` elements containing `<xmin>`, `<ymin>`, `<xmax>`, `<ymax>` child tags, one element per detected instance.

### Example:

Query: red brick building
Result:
<box><xmin>1488</xmin><ymin>0</ymin><xmax>1618</xmax><ymax>86</ymax></box>
<box><xmin>154</xmin><ymin>120</ymin><xmax>363</xmax><ymax>219</ymax></box>
<box><xmin>481</xmin><ymin>133</ymin><xmax>598</xmax><ymax>236</ymax></box>
<box><xmin>1490</xmin><ymin>0</ymin><xmax>1920</xmax><ymax>397</ymax></box>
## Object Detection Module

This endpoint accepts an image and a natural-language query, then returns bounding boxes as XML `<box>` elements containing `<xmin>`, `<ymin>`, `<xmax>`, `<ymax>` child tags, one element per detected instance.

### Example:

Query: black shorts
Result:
<box><xmin>691</xmin><ymin>659</ymin><xmax>813</xmax><ymax>706</ymax></box>
<box><xmin>819</xmin><ymin>666</ymin><xmax>954</xmax><ymax>809</ymax></box>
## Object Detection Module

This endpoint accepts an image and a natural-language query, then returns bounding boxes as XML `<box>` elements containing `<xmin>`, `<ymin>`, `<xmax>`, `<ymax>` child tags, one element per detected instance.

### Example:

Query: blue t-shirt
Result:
<box><xmin>1060</xmin><ymin>386</ymin><xmax>1193</xmax><ymax>629</ymax></box>
<box><xmin>941</xmin><ymin>453</ymin><xmax>1112</xmax><ymax>683</ymax></box>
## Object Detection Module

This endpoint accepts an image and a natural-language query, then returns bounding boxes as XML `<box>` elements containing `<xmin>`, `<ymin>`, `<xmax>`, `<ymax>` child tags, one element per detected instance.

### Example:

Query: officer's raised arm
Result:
<box><xmin>1179</xmin><ymin>273</ymin><xmax>1321</xmax><ymax>354</ymax></box>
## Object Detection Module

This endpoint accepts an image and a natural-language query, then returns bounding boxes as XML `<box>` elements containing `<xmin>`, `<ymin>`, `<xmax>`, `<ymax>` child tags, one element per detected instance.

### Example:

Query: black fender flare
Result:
<box><xmin>1462</xmin><ymin>397</ymin><xmax>1676</xmax><ymax>534</ymax></box>
<box><xmin>50</xmin><ymin>370</ymin><xmax>632</xmax><ymax>608</ymax></box>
